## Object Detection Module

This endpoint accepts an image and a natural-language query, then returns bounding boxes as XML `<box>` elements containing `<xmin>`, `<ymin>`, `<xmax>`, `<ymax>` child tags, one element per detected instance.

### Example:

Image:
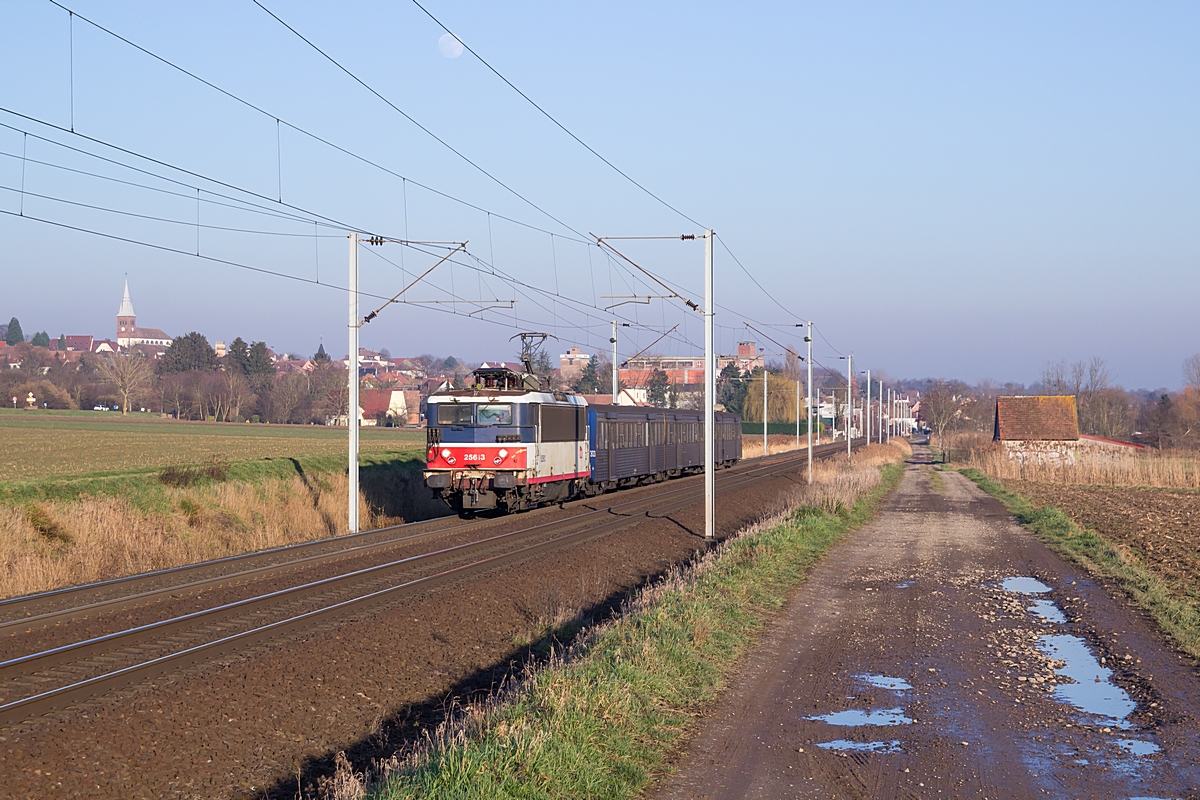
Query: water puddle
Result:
<box><xmin>807</xmin><ymin>707</ymin><xmax>913</xmax><ymax>727</ymax></box>
<box><xmin>815</xmin><ymin>739</ymin><xmax>902</xmax><ymax>753</ymax></box>
<box><xmin>1028</xmin><ymin>599</ymin><xmax>1067</xmax><ymax>624</ymax></box>
<box><xmin>858</xmin><ymin>674</ymin><xmax>912</xmax><ymax>691</ymax></box>
<box><xmin>1038</xmin><ymin>634</ymin><xmax>1136</xmax><ymax>727</ymax></box>
<box><xmin>896</xmin><ymin>580</ymin><xmax>914</xmax><ymax>588</ymax></box>
<box><xmin>1002</xmin><ymin>576</ymin><xmax>1053</xmax><ymax>593</ymax></box>
<box><xmin>1117</xmin><ymin>739</ymin><xmax>1161</xmax><ymax>756</ymax></box>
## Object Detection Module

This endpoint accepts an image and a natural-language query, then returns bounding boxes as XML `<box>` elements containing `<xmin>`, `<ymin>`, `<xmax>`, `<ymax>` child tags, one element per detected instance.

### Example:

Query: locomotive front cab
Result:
<box><xmin>425</xmin><ymin>395</ymin><xmax>537</xmax><ymax>512</ymax></box>
<box><xmin>424</xmin><ymin>366</ymin><xmax>592</xmax><ymax>514</ymax></box>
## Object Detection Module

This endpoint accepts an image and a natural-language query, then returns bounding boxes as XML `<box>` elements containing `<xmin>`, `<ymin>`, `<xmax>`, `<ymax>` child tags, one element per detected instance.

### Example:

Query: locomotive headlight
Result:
<box><xmin>497</xmin><ymin>449</ymin><xmax>508</xmax><ymax>459</ymax></box>
<box><xmin>441</xmin><ymin>448</ymin><xmax>451</xmax><ymax>459</ymax></box>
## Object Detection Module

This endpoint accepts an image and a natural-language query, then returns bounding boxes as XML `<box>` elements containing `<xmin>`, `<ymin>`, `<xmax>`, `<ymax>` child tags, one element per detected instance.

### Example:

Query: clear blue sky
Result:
<box><xmin>1</xmin><ymin>1</ymin><xmax>1197</xmax><ymax>389</ymax></box>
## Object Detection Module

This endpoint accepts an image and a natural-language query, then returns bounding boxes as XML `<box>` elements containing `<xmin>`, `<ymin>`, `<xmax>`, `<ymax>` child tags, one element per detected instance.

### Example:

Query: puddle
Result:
<box><xmin>815</xmin><ymin>739</ymin><xmax>902</xmax><ymax>753</ymax></box>
<box><xmin>896</xmin><ymin>581</ymin><xmax>914</xmax><ymax>588</ymax></box>
<box><xmin>1002</xmin><ymin>576</ymin><xmax>1053</xmax><ymax>593</ymax></box>
<box><xmin>1117</xmin><ymin>739</ymin><xmax>1160</xmax><ymax>756</ymax></box>
<box><xmin>1028</xmin><ymin>599</ymin><xmax>1067</xmax><ymax>624</ymax></box>
<box><xmin>858</xmin><ymin>674</ymin><xmax>913</xmax><ymax>691</ymax></box>
<box><xmin>807</xmin><ymin>707</ymin><xmax>913</xmax><ymax>727</ymax></box>
<box><xmin>1038</xmin><ymin>634</ymin><xmax>1136</xmax><ymax>728</ymax></box>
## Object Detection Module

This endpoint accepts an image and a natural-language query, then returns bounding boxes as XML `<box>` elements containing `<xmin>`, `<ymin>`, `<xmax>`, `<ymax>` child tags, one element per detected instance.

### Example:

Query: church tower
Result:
<box><xmin>117</xmin><ymin>276</ymin><xmax>136</xmax><ymax>348</ymax></box>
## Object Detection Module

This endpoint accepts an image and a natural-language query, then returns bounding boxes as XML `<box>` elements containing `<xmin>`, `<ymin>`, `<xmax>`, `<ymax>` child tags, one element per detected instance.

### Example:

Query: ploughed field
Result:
<box><xmin>1004</xmin><ymin>480</ymin><xmax>1200</xmax><ymax>600</ymax></box>
<box><xmin>0</xmin><ymin>409</ymin><xmax>422</xmax><ymax>481</ymax></box>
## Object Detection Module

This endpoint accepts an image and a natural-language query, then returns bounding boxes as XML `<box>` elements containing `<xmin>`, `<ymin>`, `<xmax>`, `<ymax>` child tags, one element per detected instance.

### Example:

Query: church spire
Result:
<box><xmin>118</xmin><ymin>275</ymin><xmax>136</xmax><ymax>317</ymax></box>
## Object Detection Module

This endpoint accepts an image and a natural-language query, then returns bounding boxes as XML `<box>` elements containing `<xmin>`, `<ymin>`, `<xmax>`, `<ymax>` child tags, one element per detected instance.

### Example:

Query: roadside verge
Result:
<box><xmin>344</xmin><ymin>449</ymin><xmax>906</xmax><ymax>800</ymax></box>
<box><xmin>959</xmin><ymin>468</ymin><xmax>1200</xmax><ymax>658</ymax></box>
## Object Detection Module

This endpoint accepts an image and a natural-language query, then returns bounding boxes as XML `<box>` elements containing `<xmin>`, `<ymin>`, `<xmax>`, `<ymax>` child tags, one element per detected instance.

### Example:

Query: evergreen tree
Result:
<box><xmin>717</xmin><ymin>362</ymin><xmax>747</xmax><ymax>415</ymax></box>
<box><xmin>573</xmin><ymin>355</ymin><xmax>602</xmax><ymax>394</ymax></box>
<box><xmin>444</xmin><ymin>355</ymin><xmax>458</xmax><ymax>369</ymax></box>
<box><xmin>226</xmin><ymin>337</ymin><xmax>250</xmax><ymax>375</ymax></box>
<box><xmin>532</xmin><ymin>350</ymin><xmax>553</xmax><ymax>374</ymax></box>
<box><xmin>647</xmin><ymin>369</ymin><xmax>669</xmax><ymax>408</ymax></box>
<box><xmin>5</xmin><ymin>317</ymin><xmax>23</xmax><ymax>346</ymax></box>
<box><xmin>247</xmin><ymin>341</ymin><xmax>275</xmax><ymax>382</ymax></box>
<box><xmin>30</xmin><ymin>331</ymin><xmax>50</xmax><ymax>348</ymax></box>
<box><xmin>57</xmin><ymin>334</ymin><xmax>67</xmax><ymax>351</ymax></box>
<box><xmin>160</xmin><ymin>332</ymin><xmax>218</xmax><ymax>373</ymax></box>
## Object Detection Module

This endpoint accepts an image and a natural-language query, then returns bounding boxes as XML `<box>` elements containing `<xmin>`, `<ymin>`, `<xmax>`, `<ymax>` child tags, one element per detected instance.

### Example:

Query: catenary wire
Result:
<box><xmin>42</xmin><ymin>0</ymin><xmax>589</xmax><ymax>245</ymax></box>
<box><xmin>410</xmin><ymin>0</ymin><xmax>704</xmax><ymax>230</ymax></box>
<box><xmin>250</xmin><ymin>0</ymin><xmax>590</xmax><ymax>244</ymax></box>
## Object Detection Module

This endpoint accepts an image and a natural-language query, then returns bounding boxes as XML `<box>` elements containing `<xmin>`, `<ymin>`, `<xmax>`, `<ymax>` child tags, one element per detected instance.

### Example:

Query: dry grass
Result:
<box><xmin>957</xmin><ymin>434</ymin><xmax>1200</xmax><ymax>490</ymax></box>
<box><xmin>0</xmin><ymin>472</ymin><xmax>383</xmax><ymax>599</ymax></box>
<box><xmin>741</xmin><ymin>435</ymin><xmax>912</xmax><ymax>460</ymax></box>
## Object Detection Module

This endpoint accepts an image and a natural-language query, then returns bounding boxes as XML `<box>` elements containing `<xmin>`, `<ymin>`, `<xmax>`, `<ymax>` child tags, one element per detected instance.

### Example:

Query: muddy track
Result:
<box><xmin>0</xmin><ymin>442</ymin><xmax>851</xmax><ymax>799</ymax></box>
<box><xmin>652</xmin><ymin>445</ymin><xmax>1200</xmax><ymax>800</ymax></box>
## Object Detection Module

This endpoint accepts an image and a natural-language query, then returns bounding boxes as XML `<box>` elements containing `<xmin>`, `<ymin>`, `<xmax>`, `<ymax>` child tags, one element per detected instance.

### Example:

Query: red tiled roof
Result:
<box><xmin>994</xmin><ymin>396</ymin><xmax>1079</xmax><ymax>441</ymax></box>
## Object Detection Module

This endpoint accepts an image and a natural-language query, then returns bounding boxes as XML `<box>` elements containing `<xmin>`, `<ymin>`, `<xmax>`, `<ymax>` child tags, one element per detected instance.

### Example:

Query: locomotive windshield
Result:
<box><xmin>437</xmin><ymin>404</ymin><xmax>473</xmax><ymax>425</ymax></box>
<box><xmin>476</xmin><ymin>404</ymin><xmax>513</xmax><ymax>426</ymax></box>
<box><xmin>435</xmin><ymin>402</ymin><xmax>513</xmax><ymax>426</ymax></box>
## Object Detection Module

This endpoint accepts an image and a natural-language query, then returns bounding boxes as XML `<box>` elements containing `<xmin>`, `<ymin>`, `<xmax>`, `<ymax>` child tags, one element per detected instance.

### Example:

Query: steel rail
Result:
<box><xmin>0</xmin><ymin>442</ymin><xmax>854</xmax><ymax>726</ymax></box>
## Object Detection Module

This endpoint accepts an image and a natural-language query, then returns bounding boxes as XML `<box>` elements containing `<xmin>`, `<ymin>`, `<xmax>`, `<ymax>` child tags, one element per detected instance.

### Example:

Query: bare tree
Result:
<box><xmin>1041</xmin><ymin>359</ymin><xmax>1085</xmax><ymax>396</ymax></box>
<box><xmin>269</xmin><ymin>372</ymin><xmax>309</xmax><ymax>423</ymax></box>
<box><xmin>921</xmin><ymin>380</ymin><xmax>963</xmax><ymax>448</ymax></box>
<box><xmin>1085</xmin><ymin>388</ymin><xmax>1134</xmax><ymax>440</ymax></box>
<box><xmin>96</xmin><ymin>353</ymin><xmax>155</xmax><ymax>414</ymax></box>
<box><xmin>222</xmin><ymin>369</ymin><xmax>254</xmax><ymax>421</ymax></box>
<box><xmin>1084</xmin><ymin>357</ymin><xmax>1111</xmax><ymax>395</ymax></box>
<box><xmin>1183</xmin><ymin>354</ymin><xmax>1200</xmax><ymax>392</ymax></box>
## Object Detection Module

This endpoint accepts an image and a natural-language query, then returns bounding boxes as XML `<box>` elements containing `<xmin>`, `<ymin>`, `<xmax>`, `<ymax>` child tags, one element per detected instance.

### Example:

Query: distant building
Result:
<box><xmin>559</xmin><ymin>347</ymin><xmax>589</xmax><ymax>384</ymax></box>
<box><xmin>994</xmin><ymin>395</ymin><xmax>1144</xmax><ymax>464</ymax></box>
<box><xmin>116</xmin><ymin>277</ymin><xmax>171</xmax><ymax>349</ymax></box>
<box><xmin>619</xmin><ymin>341</ymin><xmax>765</xmax><ymax>388</ymax></box>
<box><xmin>343</xmin><ymin>347</ymin><xmax>392</xmax><ymax>376</ymax></box>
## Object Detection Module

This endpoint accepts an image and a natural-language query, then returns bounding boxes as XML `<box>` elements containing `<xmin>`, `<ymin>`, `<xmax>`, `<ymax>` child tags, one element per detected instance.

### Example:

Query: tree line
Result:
<box><xmin>0</xmin><ymin>331</ymin><xmax>351</xmax><ymax>423</ymax></box>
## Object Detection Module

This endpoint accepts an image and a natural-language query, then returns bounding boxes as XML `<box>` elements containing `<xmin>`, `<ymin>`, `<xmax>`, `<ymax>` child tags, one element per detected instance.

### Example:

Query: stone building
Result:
<box><xmin>994</xmin><ymin>395</ymin><xmax>1143</xmax><ymax>464</ymax></box>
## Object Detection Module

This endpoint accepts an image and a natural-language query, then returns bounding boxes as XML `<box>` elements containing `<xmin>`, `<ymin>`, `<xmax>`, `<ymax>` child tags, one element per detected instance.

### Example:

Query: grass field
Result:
<box><xmin>0</xmin><ymin>410</ymin><xmax>435</xmax><ymax>596</ymax></box>
<box><xmin>0</xmin><ymin>408</ymin><xmax>423</xmax><ymax>482</ymax></box>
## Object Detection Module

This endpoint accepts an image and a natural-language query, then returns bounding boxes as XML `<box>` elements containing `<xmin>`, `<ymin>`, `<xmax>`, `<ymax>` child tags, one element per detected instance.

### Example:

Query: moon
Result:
<box><xmin>438</xmin><ymin>33</ymin><xmax>464</xmax><ymax>59</ymax></box>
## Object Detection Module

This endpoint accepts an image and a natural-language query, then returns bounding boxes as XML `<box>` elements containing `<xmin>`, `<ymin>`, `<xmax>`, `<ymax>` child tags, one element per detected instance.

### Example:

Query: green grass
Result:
<box><xmin>0</xmin><ymin>411</ymin><xmax>422</xmax><ymax>482</ymax></box>
<box><xmin>928</xmin><ymin>468</ymin><xmax>946</xmax><ymax>494</ymax></box>
<box><xmin>371</xmin><ymin>462</ymin><xmax>904</xmax><ymax>800</ymax></box>
<box><xmin>958</xmin><ymin>468</ymin><xmax>1200</xmax><ymax>657</ymax></box>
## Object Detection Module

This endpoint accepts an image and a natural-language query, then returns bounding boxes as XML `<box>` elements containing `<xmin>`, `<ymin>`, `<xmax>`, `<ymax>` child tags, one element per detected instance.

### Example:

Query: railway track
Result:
<box><xmin>0</xmin><ymin>441</ymin><xmax>862</xmax><ymax>728</ymax></box>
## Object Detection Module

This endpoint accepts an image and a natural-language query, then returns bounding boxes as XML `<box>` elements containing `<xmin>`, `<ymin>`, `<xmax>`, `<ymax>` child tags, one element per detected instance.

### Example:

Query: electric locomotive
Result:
<box><xmin>424</xmin><ymin>364</ymin><xmax>743</xmax><ymax>515</ymax></box>
<box><xmin>424</xmin><ymin>365</ymin><xmax>589</xmax><ymax>514</ymax></box>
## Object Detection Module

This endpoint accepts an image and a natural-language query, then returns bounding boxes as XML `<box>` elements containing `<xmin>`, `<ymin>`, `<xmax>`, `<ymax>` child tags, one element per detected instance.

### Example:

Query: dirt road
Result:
<box><xmin>653</xmin><ymin>446</ymin><xmax>1200</xmax><ymax>800</ymax></box>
